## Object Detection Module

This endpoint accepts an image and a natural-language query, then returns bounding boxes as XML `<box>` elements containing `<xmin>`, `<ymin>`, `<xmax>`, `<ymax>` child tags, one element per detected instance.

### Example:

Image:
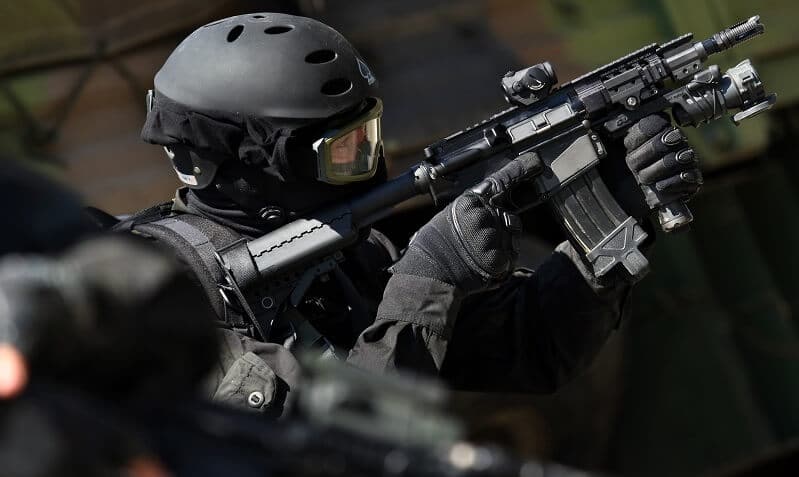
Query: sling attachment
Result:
<box><xmin>286</xmin><ymin>255</ymin><xmax>346</xmax><ymax>359</ymax></box>
<box><xmin>127</xmin><ymin>214</ymin><xmax>250</xmax><ymax>331</ymax></box>
<box><xmin>283</xmin><ymin>307</ymin><xmax>340</xmax><ymax>360</ymax></box>
<box><xmin>214</xmin><ymin>239</ymin><xmax>271</xmax><ymax>340</ymax></box>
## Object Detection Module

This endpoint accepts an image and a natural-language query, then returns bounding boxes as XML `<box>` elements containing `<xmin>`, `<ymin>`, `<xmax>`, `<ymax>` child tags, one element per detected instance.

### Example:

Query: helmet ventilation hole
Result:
<box><xmin>252</xmin><ymin>15</ymin><xmax>265</xmax><ymax>19</ymax></box>
<box><xmin>321</xmin><ymin>78</ymin><xmax>353</xmax><ymax>96</ymax></box>
<box><xmin>227</xmin><ymin>25</ymin><xmax>244</xmax><ymax>42</ymax></box>
<box><xmin>305</xmin><ymin>49</ymin><xmax>337</xmax><ymax>64</ymax></box>
<box><xmin>264</xmin><ymin>25</ymin><xmax>294</xmax><ymax>34</ymax></box>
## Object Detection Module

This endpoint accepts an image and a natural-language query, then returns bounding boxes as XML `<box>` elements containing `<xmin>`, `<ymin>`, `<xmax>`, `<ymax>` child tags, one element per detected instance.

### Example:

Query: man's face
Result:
<box><xmin>329</xmin><ymin>123</ymin><xmax>372</xmax><ymax>176</ymax></box>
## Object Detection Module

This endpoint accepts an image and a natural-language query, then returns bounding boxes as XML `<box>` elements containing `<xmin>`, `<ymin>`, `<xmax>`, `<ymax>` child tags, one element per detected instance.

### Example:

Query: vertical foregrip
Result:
<box><xmin>551</xmin><ymin>167</ymin><xmax>650</xmax><ymax>280</ymax></box>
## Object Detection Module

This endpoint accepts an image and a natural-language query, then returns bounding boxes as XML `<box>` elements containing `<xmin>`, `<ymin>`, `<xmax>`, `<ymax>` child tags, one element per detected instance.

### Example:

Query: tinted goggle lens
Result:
<box><xmin>314</xmin><ymin>99</ymin><xmax>382</xmax><ymax>184</ymax></box>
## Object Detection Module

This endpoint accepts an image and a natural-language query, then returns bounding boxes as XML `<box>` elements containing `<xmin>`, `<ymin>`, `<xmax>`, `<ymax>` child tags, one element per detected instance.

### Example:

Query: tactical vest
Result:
<box><xmin>112</xmin><ymin>203</ymin><xmax>347</xmax><ymax>356</ymax></box>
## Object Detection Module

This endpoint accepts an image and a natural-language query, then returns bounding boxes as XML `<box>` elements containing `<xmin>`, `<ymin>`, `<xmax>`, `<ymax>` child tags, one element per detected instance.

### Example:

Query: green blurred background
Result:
<box><xmin>2</xmin><ymin>1</ymin><xmax>798</xmax><ymax>475</ymax></box>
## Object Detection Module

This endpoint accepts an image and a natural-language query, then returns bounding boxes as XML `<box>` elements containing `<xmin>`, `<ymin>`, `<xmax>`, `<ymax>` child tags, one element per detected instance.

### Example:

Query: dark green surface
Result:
<box><xmin>615</xmin><ymin>158</ymin><xmax>799</xmax><ymax>475</ymax></box>
<box><xmin>693</xmin><ymin>186</ymin><xmax>799</xmax><ymax>438</ymax></box>
<box><xmin>538</xmin><ymin>1</ymin><xmax>799</xmax><ymax>473</ymax></box>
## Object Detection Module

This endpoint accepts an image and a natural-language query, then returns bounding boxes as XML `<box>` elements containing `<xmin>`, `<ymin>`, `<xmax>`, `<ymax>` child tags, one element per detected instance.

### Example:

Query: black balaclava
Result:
<box><xmin>183</xmin><ymin>158</ymin><xmax>388</xmax><ymax>237</ymax></box>
<box><xmin>142</xmin><ymin>91</ymin><xmax>387</xmax><ymax>236</ymax></box>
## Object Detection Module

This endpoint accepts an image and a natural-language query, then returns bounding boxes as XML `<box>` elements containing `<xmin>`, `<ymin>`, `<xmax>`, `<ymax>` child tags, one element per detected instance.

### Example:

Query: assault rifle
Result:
<box><xmin>216</xmin><ymin>16</ymin><xmax>775</xmax><ymax>341</ymax></box>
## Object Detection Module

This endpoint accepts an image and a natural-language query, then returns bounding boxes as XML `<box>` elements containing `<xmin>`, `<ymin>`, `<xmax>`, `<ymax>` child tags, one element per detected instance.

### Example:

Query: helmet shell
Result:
<box><xmin>154</xmin><ymin>13</ymin><xmax>377</xmax><ymax>119</ymax></box>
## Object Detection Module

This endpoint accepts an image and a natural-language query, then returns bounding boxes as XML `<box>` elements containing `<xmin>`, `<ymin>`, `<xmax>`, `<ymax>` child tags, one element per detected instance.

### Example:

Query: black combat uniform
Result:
<box><xmin>129</xmin><ymin>12</ymin><xmax>701</xmax><ymax>416</ymax></box>
<box><xmin>120</xmin><ymin>184</ymin><xmax>629</xmax><ymax>415</ymax></box>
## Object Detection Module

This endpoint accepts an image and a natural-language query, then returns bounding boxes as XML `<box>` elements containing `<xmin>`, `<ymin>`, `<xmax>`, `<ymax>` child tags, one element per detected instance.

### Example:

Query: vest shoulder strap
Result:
<box><xmin>130</xmin><ymin>213</ymin><xmax>249</xmax><ymax>330</ymax></box>
<box><xmin>123</xmin><ymin>210</ymin><xmax>344</xmax><ymax>358</ymax></box>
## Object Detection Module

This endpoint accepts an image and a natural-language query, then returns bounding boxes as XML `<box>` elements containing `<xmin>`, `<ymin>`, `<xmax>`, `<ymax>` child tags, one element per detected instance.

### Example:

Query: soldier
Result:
<box><xmin>122</xmin><ymin>13</ymin><xmax>702</xmax><ymax>415</ymax></box>
<box><xmin>0</xmin><ymin>160</ymin><xmax>218</xmax><ymax>401</ymax></box>
<box><xmin>0</xmin><ymin>160</ymin><xmax>206</xmax><ymax>477</ymax></box>
<box><xmin>0</xmin><ymin>159</ymin><xmax>96</xmax><ymax>399</ymax></box>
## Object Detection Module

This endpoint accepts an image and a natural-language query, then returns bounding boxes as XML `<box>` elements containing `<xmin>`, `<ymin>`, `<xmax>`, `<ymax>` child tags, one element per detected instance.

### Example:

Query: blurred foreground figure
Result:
<box><xmin>0</xmin><ymin>160</ymin><xmax>213</xmax><ymax>475</ymax></box>
<box><xmin>0</xmin><ymin>159</ymin><xmax>97</xmax><ymax>398</ymax></box>
<box><xmin>114</xmin><ymin>12</ymin><xmax>700</xmax><ymax>415</ymax></box>
<box><xmin>0</xmin><ymin>160</ymin><xmax>217</xmax><ymax>403</ymax></box>
<box><xmin>0</xmin><ymin>239</ymin><xmax>217</xmax><ymax>476</ymax></box>
<box><xmin>0</xmin><ymin>236</ymin><xmax>219</xmax><ymax>399</ymax></box>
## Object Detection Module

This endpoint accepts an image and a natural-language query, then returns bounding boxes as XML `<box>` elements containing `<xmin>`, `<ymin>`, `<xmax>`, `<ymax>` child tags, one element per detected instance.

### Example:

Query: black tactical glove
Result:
<box><xmin>392</xmin><ymin>154</ymin><xmax>542</xmax><ymax>295</ymax></box>
<box><xmin>624</xmin><ymin>113</ymin><xmax>703</xmax><ymax>212</ymax></box>
<box><xmin>600</xmin><ymin>113</ymin><xmax>702</xmax><ymax>227</ymax></box>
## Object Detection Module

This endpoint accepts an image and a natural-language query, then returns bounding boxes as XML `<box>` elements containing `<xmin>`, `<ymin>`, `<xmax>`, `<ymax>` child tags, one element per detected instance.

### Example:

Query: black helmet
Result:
<box><xmin>141</xmin><ymin>13</ymin><xmax>384</xmax><ymax>223</ymax></box>
<box><xmin>154</xmin><ymin>12</ymin><xmax>377</xmax><ymax>120</ymax></box>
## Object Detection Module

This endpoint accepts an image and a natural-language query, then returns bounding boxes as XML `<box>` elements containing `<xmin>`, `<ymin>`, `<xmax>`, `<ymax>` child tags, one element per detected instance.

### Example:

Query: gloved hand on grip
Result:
<box><xmin>392</xmin><ymin>153</ymin><xmax>543</xmax><ymax>295</ymax></box>
<box><xmin>623</xmin><ymin>113</ymin><xmax>703</xmax><ymax>211</ymax></box>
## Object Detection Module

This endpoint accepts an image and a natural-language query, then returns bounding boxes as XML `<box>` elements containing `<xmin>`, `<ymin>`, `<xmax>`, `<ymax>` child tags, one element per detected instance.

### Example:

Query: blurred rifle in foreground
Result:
<box><xmin>145</xmin><ymin>358</ymin><xmax>594</xmax><ymax>476</ymax></box>
<box><xmin>17</xmin><ymin>361</ymin><xmax>594</xmax><ymax>477</ymax></box>
<box><xmin>215</xmin><ymin>16</ymin><xmax>776</xmax><ymax>341</ymax></box>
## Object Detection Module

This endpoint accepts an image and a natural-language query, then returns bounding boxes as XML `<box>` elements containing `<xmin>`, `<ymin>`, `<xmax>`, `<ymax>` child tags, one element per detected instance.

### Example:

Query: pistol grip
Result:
<box><xmin>551</xmin><ymin>167</ymin><xmax>650</xmax><ymax>280</ymax></box>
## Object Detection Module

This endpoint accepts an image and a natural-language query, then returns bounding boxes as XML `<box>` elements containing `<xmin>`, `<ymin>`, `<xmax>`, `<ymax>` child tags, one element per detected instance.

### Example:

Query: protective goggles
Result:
<box><xmin>312</xmin><ymin>98</ymin><xmax>383</xmax><ymax>184</ymax></box>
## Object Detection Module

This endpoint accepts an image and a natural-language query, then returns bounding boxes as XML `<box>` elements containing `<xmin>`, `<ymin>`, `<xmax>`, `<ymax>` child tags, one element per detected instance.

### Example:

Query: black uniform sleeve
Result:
<box><xmin>440</xmin><ymin>240</ymin><xmax>630</xmax><ymax>393</ymax></box>
<box><xmin>347</xmin><ymin>274</ymin><xmax>461</xmax><ymax>374</ymax></box>
<box><xmin>347</xmin><ymin>240</ymin><xmax>631</xmax><ymax>393</ymax></box>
